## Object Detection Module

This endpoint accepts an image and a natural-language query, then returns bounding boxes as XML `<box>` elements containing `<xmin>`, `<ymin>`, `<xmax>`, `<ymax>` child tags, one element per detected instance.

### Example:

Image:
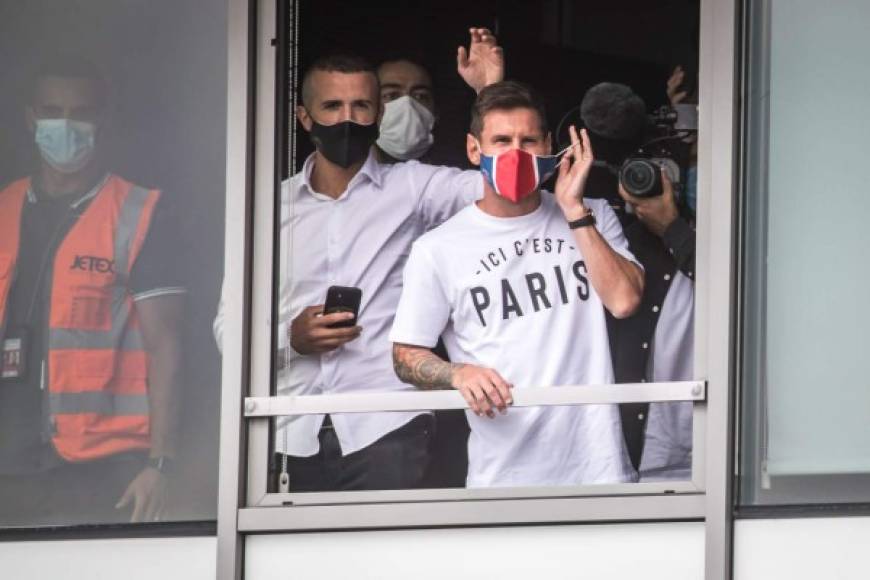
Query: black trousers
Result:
<box><xmin>275</xmin><ymin>414</ymin><xmax>433</xmax><ymax>492</ymax></box>
<box><xmin>0</xmin><ymin>453</ymin><xmax>146</xmax><ymax>527</ymax></box>
<box><xmin>422</xmin><ymin>410</ymin><xmax>469</xmax><ymax>488</ymax></box>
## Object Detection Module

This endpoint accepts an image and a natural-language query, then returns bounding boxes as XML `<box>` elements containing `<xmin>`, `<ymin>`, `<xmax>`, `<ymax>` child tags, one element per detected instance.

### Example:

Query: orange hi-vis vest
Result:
<box><xmin>0</xmin><ymin>174</ymin><xmax>160</xmax><ymax>462</ymax></box>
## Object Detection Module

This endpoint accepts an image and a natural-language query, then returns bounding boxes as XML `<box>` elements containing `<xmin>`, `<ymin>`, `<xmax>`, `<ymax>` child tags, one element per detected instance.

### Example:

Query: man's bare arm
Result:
<box><xmin>554</xmin><ymin>127</ymin><xmax>643</xmax><ymax>318</ymax></box>
<box><xmin>571</xmin><ymin>224</ymin><xmax>644</xmax><ymax>318</ymax></box>
<box><xmin>393</xmin><ymin>343</ymin><xmax>513</xmax><ymax>417</ymax></box>
<box><xmin>138</xmin><ymin>294</ymin><xmax>185</xmax><ymax>461</ymax></box>
<box><xmin>392</xmin><ymin>342</ymin><xmax>460</xmax><ymax>390</ymax></box>
<box><xmin>117</xmin><ymin>293</ymin><xmax>184</xmax><ymax>522</ymax></box>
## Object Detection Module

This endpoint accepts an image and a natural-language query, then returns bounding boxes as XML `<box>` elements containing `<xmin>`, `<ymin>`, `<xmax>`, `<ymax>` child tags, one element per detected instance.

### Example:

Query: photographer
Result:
<box><xmin>580</xmin><ymin>82</ymin><xmax>695</xmax><ymax>481</ymax></box>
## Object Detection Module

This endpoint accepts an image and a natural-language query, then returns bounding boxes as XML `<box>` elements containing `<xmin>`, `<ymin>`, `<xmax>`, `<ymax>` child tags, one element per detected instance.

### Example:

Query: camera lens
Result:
<box><xmin>620</xmin><ymin>158</ymin><xmax>662</xmax><ymax>197</ymax></box>
<box><xmin>624</xmin><ymin>163</ymin><xmax>654</xmax><ymax>190</ymax></box>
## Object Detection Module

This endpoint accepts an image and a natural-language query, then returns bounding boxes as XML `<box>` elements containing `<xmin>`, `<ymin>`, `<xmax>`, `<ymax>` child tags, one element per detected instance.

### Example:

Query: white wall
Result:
<box><xmin>735</xmin><ymin>516</ymin><xmax>870</xmax><ymax>580</ymax></box>
<box><xmin>9</xmin><ymin>518</ymin><xmax>870</xmax><ymax>580</ymax></box>
<box><xmin>246</xmin><ymin>522</ymin><xmax>704</xmax><ymax>580</ymax></box>
<box><xmin>0</xmin><ymin>536</ymin><xmax>216</xmax><ymax>580</ymax></box>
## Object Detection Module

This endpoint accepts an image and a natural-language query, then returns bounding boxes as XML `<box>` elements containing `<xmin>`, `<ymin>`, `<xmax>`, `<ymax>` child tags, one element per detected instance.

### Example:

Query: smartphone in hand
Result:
<box><xmin>323</xmin><ymin>286</ymin><xmax>362</xmax><ymax>328</ymax></box>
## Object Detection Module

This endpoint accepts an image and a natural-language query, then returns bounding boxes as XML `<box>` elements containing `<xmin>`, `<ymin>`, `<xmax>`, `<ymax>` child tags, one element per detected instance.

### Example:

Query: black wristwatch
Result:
<box><xmin>568</xmin><ymin>210</ymin><xmax>596</xmax><ymax>229</ymax></box>
<box><xmin>147</xmin><ymin>456</ymin><xmax>174</xmax><ymax>474</ymax></box>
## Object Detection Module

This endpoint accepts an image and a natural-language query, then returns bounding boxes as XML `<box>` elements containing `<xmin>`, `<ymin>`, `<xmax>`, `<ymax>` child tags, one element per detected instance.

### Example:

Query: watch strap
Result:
<box><xmin>147</xmin><ymin>456</ymin><xmax>174</xmax><ymax>474</ymax></box>
<box><xmin>568</xmin><ymin>210</ymin><xmax>596</xmax><ymax>229</ymax></box>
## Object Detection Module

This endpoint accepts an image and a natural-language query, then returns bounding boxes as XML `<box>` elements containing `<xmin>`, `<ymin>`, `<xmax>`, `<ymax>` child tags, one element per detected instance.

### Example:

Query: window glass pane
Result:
<box><xmin>740</xmin><ymin>0</ymin><xmax>870</xmax><ymax>505</ymax></box>
<box><xmin>270</xmin><ymin>0</ymin><xmax>699</xmax><ymax>493</ymax></box>
<box><xmin>0</xmin><ymin>0</ymin><xmax>226</xmax><ymax>526</ymax></box>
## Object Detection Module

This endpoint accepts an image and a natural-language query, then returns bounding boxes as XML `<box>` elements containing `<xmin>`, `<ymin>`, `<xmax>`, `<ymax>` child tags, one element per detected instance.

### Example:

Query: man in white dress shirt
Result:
<box><xmin>390</xmin><ymin>81</ymin><xmax>644</xmax><ymax>487</ymax></box>
<box><xmin>214</xmin><ymin>28</ymin><xmax>503</xmax><ymax>491</ymax></box>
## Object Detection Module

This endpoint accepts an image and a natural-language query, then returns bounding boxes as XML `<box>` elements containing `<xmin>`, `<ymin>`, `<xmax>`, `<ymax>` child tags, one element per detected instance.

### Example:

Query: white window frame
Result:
<box><xmin>243</xmin><ymin>382</ymin><xmax>707</xmax><ymax>511</ymax></box>
<box><xmin>216</xmin><ymin>0</ymin><xmax>740</xmax><ymax>578</ymax></box>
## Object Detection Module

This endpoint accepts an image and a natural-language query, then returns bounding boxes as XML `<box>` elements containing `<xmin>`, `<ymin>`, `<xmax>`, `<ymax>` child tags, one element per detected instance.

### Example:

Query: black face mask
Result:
<box><xmin>308</xmin><ymin>118</ymin><xmax>379</xmax><ymax>168</ymax></box>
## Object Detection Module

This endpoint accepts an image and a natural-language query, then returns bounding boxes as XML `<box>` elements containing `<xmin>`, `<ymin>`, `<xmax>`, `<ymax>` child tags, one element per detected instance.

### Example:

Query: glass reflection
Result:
<box><xmin>0</xmin><ymin>0</ymin><xmax>226</xmax><ymax>527</ymax></box>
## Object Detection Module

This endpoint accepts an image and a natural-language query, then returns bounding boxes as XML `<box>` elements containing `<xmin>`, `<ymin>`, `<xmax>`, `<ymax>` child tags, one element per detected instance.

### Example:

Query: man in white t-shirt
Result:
<box><xmin>390</xmin><ymin>81</ymin><xmax>645</xmax><ymax>487</ymax></box>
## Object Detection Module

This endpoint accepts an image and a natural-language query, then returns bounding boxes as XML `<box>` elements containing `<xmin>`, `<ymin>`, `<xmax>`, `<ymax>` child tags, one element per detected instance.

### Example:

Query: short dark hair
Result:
<box><xmin>300</xmin><ymin>54</ymin><xmax>378</xmax><ymax>108</ymax></box>
<box><xmin>580</xmin><ymin>82</ymin><xmax>647</xmax><ymax>141</ymax></box>
<box><xmin>377</xmin><ymin>56</ymin><xmax>428</xmax><ymax>72</ymax></box>
<box><xmin>469</xmin><ymin>81</ymin><xmax>548</xmax><ymax>138</ymax></box>
<box><xmin>29</xmin><ymin>54</ymin><xmax>109</xmax><ymax>109</ymax></box>
<box><xmin>376</xmin><ymin>58</ymin><xmax>433</xmax><ymax>85</ymax></box>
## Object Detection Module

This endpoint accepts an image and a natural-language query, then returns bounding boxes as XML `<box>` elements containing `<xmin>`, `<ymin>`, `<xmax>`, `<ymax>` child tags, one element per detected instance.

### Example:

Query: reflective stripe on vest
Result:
<box><xmin>49</xmin><ymin>392</ymin><xmax>150</xmax><ymax>415</ymax></box>
<box><xmin>0</xmin><ymin>175</ymin><xmax>160</xmax><ymax>462</ymax></box>
<box><xmin>49</xmin><ymin>328</ymin><xmax>145</xmax><ymax>350</ymax></box>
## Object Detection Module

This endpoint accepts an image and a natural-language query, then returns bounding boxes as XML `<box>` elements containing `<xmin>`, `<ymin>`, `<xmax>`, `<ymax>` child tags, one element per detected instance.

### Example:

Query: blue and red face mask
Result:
<box><xmin>477</xmin><ymin>143</ymin><xmax>572</xmax><ymax>203</ymax></box>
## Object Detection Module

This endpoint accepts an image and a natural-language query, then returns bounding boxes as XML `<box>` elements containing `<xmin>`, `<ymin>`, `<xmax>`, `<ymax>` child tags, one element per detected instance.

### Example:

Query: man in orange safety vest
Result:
<box><xmin>0</xmin><ymin>58</ymin><xmax>185</xmax><ymax>525</ymax></box>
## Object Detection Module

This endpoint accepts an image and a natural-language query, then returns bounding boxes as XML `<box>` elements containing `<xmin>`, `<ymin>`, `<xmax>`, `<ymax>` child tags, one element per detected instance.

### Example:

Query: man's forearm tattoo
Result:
<box><xmin>392</xmin><ymin>344</ymin><xmax>463</xmax><ymax>390</ymax></box>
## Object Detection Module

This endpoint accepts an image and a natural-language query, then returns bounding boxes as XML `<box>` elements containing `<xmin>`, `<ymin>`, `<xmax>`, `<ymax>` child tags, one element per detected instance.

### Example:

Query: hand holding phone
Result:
<box><xmin>323</xmin><ymin>286</ymin><xmax>362</xmax><ymax>328</ymax></box>
<box><xmin>288</xmin><ymin>287</ymin><xmax>363</xmax><ymax>355</ymax></box>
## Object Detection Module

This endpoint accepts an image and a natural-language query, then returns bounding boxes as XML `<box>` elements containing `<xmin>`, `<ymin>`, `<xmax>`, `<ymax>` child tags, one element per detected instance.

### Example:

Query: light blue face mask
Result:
<box><xmin>34</xmin><ymin>118</ymin><xmax>97</xmax><ymax>173</ymax></box>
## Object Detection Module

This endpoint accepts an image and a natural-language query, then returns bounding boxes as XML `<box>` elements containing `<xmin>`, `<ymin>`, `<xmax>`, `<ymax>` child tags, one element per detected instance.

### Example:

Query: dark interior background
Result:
<box><xmin>290</xmin><ymin>0</ymin><xmax>699</xmax><ymax>173</ymax></box>
<box><xmin>0</xmin><ymin>0</ymin><xmax>227</xmax><ymax>521</ymax></box>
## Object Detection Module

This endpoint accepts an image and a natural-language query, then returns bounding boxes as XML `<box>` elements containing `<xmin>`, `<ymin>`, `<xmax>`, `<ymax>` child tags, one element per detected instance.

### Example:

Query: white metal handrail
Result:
<box><xmin>243</xmin><ymin>380</ymin><xmax>705</xmax><ymax>417</ymax></box>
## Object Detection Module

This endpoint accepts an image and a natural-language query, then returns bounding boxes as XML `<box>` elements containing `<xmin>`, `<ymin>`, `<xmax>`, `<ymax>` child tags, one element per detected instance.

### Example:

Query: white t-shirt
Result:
<box><xmin>390</xmin><ymin>193</ymin><xmax>639</xmax><ymax>487</ymax></box>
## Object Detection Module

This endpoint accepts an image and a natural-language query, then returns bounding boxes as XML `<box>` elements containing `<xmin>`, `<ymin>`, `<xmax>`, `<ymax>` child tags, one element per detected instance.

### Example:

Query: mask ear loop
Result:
<box><xmin>553</xmin><ymin>141</ymin><xmax>582</xmax><ymax>168</ymax></box>
<box><xmin>536</xmin><ymin>142</ymin><xmax>583</xmax><ymax>185</ymax></box>
<box><xmin>553</xmin><ymin>136</ymin><xmax>620</xmax><ymax>174</ymax></box>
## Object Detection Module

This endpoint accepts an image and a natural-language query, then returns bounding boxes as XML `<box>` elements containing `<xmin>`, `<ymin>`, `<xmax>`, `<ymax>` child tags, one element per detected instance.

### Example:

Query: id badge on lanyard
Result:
<box><xmin>1</xmin><ymin>326</ymin><xmax>30</xmax><ymax>381</ymax></box>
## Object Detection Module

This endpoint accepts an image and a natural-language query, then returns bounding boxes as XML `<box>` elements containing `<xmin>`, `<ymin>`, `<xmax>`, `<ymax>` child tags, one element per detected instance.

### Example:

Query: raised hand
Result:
<box><xmin>667</xmin><ymin>65</ymin><xmax>688</xmax><ymax>106</ymax></box>
<box><xmin>457</xmin><ymin>27</ymin><xmax>504</xmax><ymax>93</ymax></box>
<box><xmin>554</xmin><ymin>126</ymin><xmax>595</xmax><ymax>221</ymax></box>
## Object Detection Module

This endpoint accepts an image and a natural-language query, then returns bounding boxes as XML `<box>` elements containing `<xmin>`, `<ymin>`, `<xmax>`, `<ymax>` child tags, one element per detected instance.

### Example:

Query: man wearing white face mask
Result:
<box><xmin>375</xmin><ymin>59</ymin><xmax>437</xmax><ymax>163</ymax></box>
<box><xmin>376</xmin><ymin>57</ymin><xmax>475</xmax><ymax>489</ymax></box>
<box><xmin>0</xmin><ymin>58</ymin><xmax>184</xmax><ymax>525</ymax></box>
<box><xmin>391</xmin><ymin>81</ymin><xmax>644</xmax><ymax>487</ymax></box>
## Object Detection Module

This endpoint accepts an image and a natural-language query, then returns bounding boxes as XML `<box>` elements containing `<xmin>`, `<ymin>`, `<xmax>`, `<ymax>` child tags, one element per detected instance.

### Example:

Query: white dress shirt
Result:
<box><xmin>638</xmin><ymin>271</ymin><xmax>695</xmax><ymax>480</ymax></box>
<box><xmin>273</xmin><ymin>151</ymin><xmax>482</xmax><ymax>457</ymax></box>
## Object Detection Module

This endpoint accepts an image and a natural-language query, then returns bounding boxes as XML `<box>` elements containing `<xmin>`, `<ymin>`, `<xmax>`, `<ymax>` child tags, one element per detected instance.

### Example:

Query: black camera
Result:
<box><xmin>618</xmin><ymin>104</ymin><xmax>697</xmax><ymax>198</ymax></box>
<box><xmin>619</xmin><ymin>157</ymin><xmax>681</xmax><ymax>198</ymax></box>
<box><xmin>649</xmin><ymin>103</ymin><xmax>698</xmax><ymax>133</ymax></box>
